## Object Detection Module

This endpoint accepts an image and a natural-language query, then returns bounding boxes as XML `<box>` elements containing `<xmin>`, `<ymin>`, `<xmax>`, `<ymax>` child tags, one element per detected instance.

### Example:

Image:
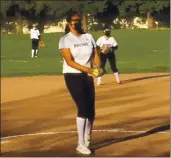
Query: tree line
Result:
<box><xmin>0</xmin><ymin>0</ymin><xmax>170</xmax><ymax>34</ymax></box>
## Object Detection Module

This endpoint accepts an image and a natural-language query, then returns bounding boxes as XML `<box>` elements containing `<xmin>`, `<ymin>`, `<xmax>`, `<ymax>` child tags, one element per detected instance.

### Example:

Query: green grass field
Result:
<box><xmin>1</xmin><ymin>29</ymin><xmax>170</xmax><ymax>77</ymax></box>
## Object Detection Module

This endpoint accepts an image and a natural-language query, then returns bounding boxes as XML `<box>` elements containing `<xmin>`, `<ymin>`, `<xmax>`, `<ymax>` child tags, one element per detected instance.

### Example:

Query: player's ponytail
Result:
<box><xmin>64</xmin><ymin>24</ymin><xmax>70</xmax><ymax>34</ymax></box>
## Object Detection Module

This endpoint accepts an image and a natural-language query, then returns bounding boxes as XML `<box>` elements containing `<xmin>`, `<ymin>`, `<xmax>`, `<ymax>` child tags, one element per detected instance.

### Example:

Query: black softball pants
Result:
<box><xmin>100</xmin><ymin>52</ymin><xmax>118</xmax><ymax>73</ymax></box>
<box><xmin>32</xmin><ymin>39</ymin><xmax>39</xmax><ymax>50</ymax></box>
<box><xmin>64</xmin><ymin>73</ymin><xmax>95</xmax><ymax>119</ymax></box>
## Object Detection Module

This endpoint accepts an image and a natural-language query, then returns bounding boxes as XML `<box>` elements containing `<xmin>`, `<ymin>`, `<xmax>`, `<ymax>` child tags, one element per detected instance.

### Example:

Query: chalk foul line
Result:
<box><xmin>1</xmin><ymin>128</ymin><xmax>169</xmax><ymax>144</ymax></box>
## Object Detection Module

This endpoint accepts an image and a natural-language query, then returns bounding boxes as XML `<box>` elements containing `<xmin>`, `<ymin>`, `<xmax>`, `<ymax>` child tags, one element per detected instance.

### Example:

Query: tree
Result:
<box><xmin>45</xmin><ymin>0</ymin><xmax>107</xmax><ymax>32</ymax></box>
<box><xmin>76</xmin><ymin>0</ymin><xmax>107</xmax><ymax>32</ymax></box>
<box><xmin>139</xmin><ymin>0</ymin><xmax>169</xmax><ymax>28</ymax></box>
<box><xmin>0</xmin><ymin>0</ymin><xmax>12</xmax><ymax>26</ymax></box>
<box><xmin>94</xmin><ymin>0</ymin><xmax>170</xmax><ymax>29</ymax></box>
<box><xmin>0</xmin><ymin>0</ymin><xmax>12</xmax><ymax>18</ymax></box>
<box><xmin>116</xmin><ymin>0</ymin><xmax>170</xmax><ymax>28</ymax></box>
<box><xmin>32</xmin><ymin>0</ymin><xmax>107</xmax><ymax>32</ymax></box>
<box><xmin>1</xmin><ymin>0</ymin><xmax>169</xmax><ymax>33</ymax></box>
<box><xmin>1</xmin><ymin>0</ymin><xmax>107</xmax><ymax>33</ymax></box>
<box><xmin>95</xmin><ymin>0</ymin><xmax>120</xmax><ymax>29</ymax></box>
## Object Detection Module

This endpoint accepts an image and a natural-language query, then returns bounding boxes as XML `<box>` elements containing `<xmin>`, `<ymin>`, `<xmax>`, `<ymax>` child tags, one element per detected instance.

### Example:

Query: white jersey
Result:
<box><xmin>96</xmin><ymin>35</ymin><xmax>118</xmax><ymax>48</ymax></box>
<box><xmin>30</xmin><ymin>28</ymin><xmax>40</xmax><ymax>39</ymax></box>
<box><xmin>59</xmin><ymin>32</ymin><xmax>96</xmax><ymax>73</ymax></box>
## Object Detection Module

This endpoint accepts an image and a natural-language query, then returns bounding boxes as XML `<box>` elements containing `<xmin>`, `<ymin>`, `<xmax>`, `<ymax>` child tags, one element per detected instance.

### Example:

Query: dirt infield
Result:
<box><xmin>1</xmin><ymin>73</ymin><xmax>170</xmax><ymax>157</ymax></box>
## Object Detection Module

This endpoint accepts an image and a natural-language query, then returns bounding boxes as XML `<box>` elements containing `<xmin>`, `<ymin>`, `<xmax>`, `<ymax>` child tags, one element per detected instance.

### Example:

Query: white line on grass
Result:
<box><xmin>1</xmin><ymin>128</ymin><xmax>169</xmax><ymax>144</ymax></box>
<box><xmin>9</xmin><ymin>60</ymin><xmax>28</xmax><ymax>62</ymax></box>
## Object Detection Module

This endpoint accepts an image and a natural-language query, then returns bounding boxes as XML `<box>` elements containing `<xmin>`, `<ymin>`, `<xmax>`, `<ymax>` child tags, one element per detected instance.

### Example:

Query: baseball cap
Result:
<box><xmin>32</xmin><ymin>23</ymin><xmax>37</xmax><ymax>27</ymax></box>
<box><xmin>104</xmin><ymin>28</ymin><xmax>111</xmax><ymax>32</ymax></box>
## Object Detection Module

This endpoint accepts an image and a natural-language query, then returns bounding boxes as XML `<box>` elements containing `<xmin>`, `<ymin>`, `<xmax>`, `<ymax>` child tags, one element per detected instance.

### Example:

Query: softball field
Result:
<box><xmin>1</xmin><ymin>73</ymin><xmax>170</xmax><ymax>157</ymax></box>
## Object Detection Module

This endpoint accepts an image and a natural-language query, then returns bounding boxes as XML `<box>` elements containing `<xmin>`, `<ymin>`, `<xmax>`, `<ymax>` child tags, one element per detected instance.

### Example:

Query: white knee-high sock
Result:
<box><xmin>85</xmin><ymin>118</ymin><xmax>94</xmax><ymax>136</ymax></box>
<box><xmin>97</xmin><ymin>77</ymin><xmax>102</xmax><ymax>85</ymax></box>
<box><xmin>97</xmin><ymin>77</ymin><xmax>102</xmax><ymax>82</ymax></box>
<box><xmin>114</xmin><ymin>72</ymin><xmax>120</xmax><ymax>83</ymax></box>
<box><xmin>31</xmin><ymin>49</ymin><xmax>34</xmax><ymax>57</ymax></box>
<box><xmin>35</xmin><ymin>49</ymin><xmax>38</xmax><ymax>56</ymax></box>
<box><xmin>76</xmin><ymin>117</ymin><xmax>86</xmax><ymax>145</ymax></box>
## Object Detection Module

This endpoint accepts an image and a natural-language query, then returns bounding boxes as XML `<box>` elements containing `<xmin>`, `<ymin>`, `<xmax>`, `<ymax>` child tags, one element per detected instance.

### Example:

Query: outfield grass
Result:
<box><xmin>1</xmin><ymin>29</ymin><xmax>170</xmax><ymax>77</ymax></box>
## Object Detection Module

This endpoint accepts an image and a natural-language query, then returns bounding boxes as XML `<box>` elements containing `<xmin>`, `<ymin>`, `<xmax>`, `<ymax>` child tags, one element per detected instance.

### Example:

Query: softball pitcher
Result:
<box><xmin>59</xmin><ymin>11</ymin><xmax>103</xmax><ymax>155</ymax></box>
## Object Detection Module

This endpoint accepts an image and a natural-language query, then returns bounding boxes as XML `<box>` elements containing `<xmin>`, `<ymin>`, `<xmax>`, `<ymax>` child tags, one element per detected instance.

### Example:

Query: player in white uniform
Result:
<box><xmin>30</xmin><ymin>24</ymin><xmax>40</xmax><ymax>58</ymax></box>
<box><xmin>96</xmin><ymin>28</ymin><xmax>121</xmax><ymax>85</ymax></box>
<box><xmin>59</xmin><ymin>11</ymin><xmax>103</xmax><ymax>155</ymax></box>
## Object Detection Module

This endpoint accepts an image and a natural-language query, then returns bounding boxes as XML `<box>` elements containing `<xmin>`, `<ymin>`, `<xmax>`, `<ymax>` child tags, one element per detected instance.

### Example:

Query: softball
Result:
<box><xmin>92</xmin><ymin>68</ymin><xmax>99</xmax><ymax>77</ymax></box>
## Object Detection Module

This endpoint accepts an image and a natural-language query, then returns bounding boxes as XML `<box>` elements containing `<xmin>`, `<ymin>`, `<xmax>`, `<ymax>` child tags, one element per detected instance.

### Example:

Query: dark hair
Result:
<box><xmin>64</xmin><ymin>24</ymin><xmax>70</xmax><ymax>34</ymax></box>
<box><xmin>66</xmin><ymin>10</ymin><xmax>81</xmax><ymax>23</ymax></box>
<box><xmin>64</xmin><ymin>10</ymin><xmax>84</xmax><ymax>35</ymax></box>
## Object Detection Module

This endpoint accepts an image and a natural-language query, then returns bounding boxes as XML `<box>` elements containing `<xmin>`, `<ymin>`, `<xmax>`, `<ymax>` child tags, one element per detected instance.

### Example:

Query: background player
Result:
<box><xmin>96</xmin><ymin>28</ymin><xmax>121</xmax><ymax>85</ymax></box>
<box><xmin>30</xmin><ymin>24</ymin><xmax>40</xmax><ymax>58</ymax></box>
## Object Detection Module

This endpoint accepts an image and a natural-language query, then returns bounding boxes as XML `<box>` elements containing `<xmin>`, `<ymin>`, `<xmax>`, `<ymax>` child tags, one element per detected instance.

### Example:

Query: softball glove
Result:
<box><xmin>101</xmin><ymin>45</ymin><xmax>112</xmax><ymax>54</ymax></box>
